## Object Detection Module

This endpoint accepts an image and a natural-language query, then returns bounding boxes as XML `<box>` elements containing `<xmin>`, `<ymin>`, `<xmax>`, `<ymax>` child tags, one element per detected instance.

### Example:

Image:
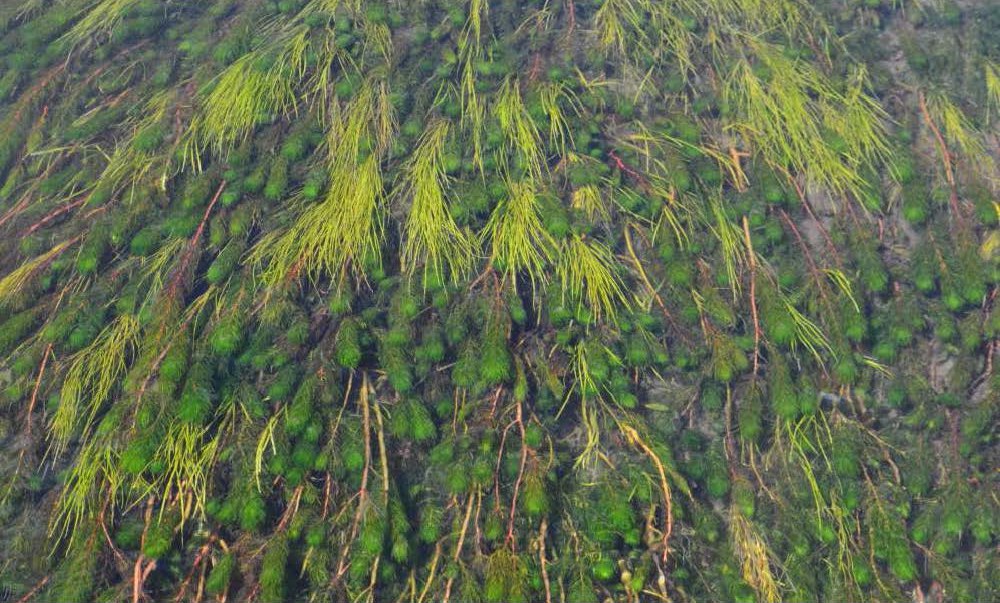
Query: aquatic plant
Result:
<box><xmin>0</xmin><ymin>1</ymin><xmax>995</xmax><ymax>602</ymax></box>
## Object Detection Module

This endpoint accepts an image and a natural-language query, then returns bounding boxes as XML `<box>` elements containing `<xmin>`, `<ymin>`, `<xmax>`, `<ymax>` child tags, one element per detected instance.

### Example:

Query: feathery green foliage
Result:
<box><xmin>495</xmin><ymin>77</ymin><xmax>545</xmax><ymax>179</ymax></box>
<box><xmin>558</xmin><ymin>235</ymin><xmax>628</xmax><ymax>321</ymax></box>
<box><xmin>985</xmin><ymin>61</ymin><xmax>1000</xmax><ymax>120</ymax></box>
<box><xmin>482</xmin><ymin>180</ymin><xmax>555</xmax><ymax>287</ymax></box>
<box><xmin>0</xmin><ymin>2</ymin><xmax>996</xmax><ymax>603</ymax></box>
<box><xmin>726</xmin><ymin>40</ymin><xmax>891</xmax><ymax>200</ymax></box>
<box><xmin>0</xmin><ymin>240</ymin><xmax>76</xmax><ymax>309</ymax></box>
<box><xmin>925</xmin><ymin>91</ymin><xmax>997</xmax><ymax>178</ymax></box>
<box><xmin>186</xmin><ymin>43</ymin><xmax>300</xmax><ymax>164</ymax></box>
<box><xmin>62</xmin><ymin>0</ymin><xmax>142</xmax><ymax>46</ymax></box>
<box><xmin>49</xmin><ymin>314</ymin><xmax>139</xmax><ymax>455</ymax></box>
<box><xmin>400</xmin><ymin>120</ymin><xmax>474</xmax><ymax>281</ymax></box>
<box><xmin>253</xmin><ymin>79</ymin><xmax>392</xmax><ymax>286</ymax></box>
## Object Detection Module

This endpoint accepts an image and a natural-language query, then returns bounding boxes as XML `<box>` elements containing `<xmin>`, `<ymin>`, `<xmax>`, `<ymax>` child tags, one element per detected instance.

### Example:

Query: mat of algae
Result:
<box><xmin>0</xmin><ymin>1</ymin><xmax>997</xmax><ymax>602</ymax></box>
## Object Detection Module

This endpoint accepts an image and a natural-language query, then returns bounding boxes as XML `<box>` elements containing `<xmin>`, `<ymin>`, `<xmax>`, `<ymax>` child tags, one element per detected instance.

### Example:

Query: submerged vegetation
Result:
<box><xmin>0</xmin><ymin>0</ymin><xmax>997</xmax><ymax>602</ymax></box>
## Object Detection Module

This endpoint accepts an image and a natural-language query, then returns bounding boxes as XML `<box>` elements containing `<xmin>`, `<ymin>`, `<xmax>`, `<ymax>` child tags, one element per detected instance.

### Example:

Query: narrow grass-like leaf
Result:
<box><xmin>557</xmin><ymin>235</ymin><xmax>627</xmax><ymax>320</ymax></box>
<box><xmin>400</xmin><ymin>120</ymin><xmax>475</xmax><ymax>282</ymax></box>
<box><xmin>481</xmin><ymin>180</ymin><xmax>555</xmax><ymax>287</ymax></box>
<box><xmin>49</xmin><ymin>314</ymin><xmax>140</xmax><ymax>455</ymax></box>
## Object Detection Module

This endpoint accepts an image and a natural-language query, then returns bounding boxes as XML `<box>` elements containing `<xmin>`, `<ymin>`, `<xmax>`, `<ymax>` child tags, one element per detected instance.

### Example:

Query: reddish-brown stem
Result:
<box><xmin>784</xmin><ymin>173</ymin><xmax>841</xmax><ymax>266</ymax></box>
<box><xmin>778</xmin><ymin>209</ymin><xmax>827</xmax><ymax>300</ymax></box>
<box><xmin>15</xmin><ymin>577</ymin><xmax>50</xmax><ymax>603</ymax></box>
<box><xmin>25</xmin><ymin>344</ymin><xmax>52</xmax><ymax>438</ymax></box>
<box><xmin>917</xmin><ymin>92</ymin><xmax>962</xmax><ymax>221</ymax></box>
<box><xmin>334</xmin><ymin>373</ymin><xmax>371</xmax><ymax>584</ymax></box>
<box><xmin>527</xmin><ymin>53</ymin><xmax>543</xmax><ymax>83</ymax></box>
<box><xmin>621</xmin><ymin>424</ymin><xmax>673</xmax><ymax>563</ymax></box>
<box><xmin>0</xmin><ymin>193</ymin><xmax>34</xmax><ymax>230</ymax></box>
<box><xmin>166</xmin><ymin>181</ymin><xmax>226</xmax><ymax>299</ymax></box>
<box><xmin>133</xmin><ymin>497</ymin><xmax>157</xmax><ymax>603</ymax></box>
<box><xmin>442</xmin><ymin>492</ymin><xmax>477</xmax><ymax>603</ymax></box>
<box><xmin>608</xmin><ymin>149</ymin><xmax>650</xmax><ymax>190</ymax></box>
<box><xmin>729</xmin><ymin>147</ymin><xmax>750</xmax><ymax>192</ymax></box>
<box><xmin>494</xmin><ymin>419</ymin><xmax>515</xmax><ymax>513</ymax></box>
<box><xmin>506</xmin><ymin>401</ymin><xmax>528</xmax><ymax>549</ymax></box>
<box><xmin>539</xmin><ymin>518</ymin><xmax>552</xmax><ymax>603</ymax></box>
<box><xmin>22</xmin><ymin>196</ymin><xmax>87</xmax><ymax>236</ymax></box>
<box><xmin>194</xmin><ymin>561</ymin><xmax>207</xmax><ymax>603</ymax></box>
<box><xmin>321</xmin><ymin>473</ymin><xmax>332</xmax><ymax>520</ymax></box>
<box><xmin>174</xmin><ymin>534</ymin><xmax>217</xmax><ymax>603</ymax></box>
<box><xmin>742</xmin><ymin>217</ymin><xmax>761</xmax><ymax>376</ymax></box>
<box><xmin>4</xmin><ymin>63</ymin><xmax>66</xmax><ymax>126</ymax></box>
<box><xmin>98</xmin><ymin>497</ymin><xmax>129</xmax><ymax>570</ymax></box>
<box><xmin>274</xmin><ymin>485</ymin><xmax>304</xmax><ymax>533</ymax></box>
